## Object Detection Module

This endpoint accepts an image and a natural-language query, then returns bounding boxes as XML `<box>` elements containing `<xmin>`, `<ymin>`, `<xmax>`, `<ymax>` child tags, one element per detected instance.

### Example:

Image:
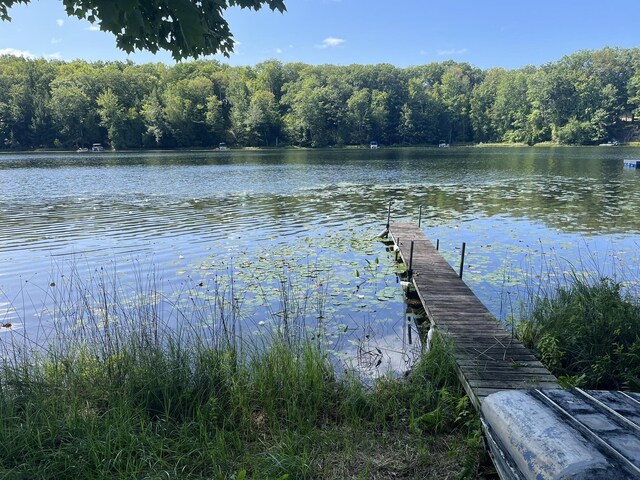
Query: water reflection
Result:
<box><xmin>1</xmin><ymin>147</ymin><xmax>639</xmax><ymax>372</ymax></box>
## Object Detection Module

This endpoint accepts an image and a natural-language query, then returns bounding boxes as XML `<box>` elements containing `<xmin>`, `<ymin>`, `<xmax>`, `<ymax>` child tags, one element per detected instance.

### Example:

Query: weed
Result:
<box><xmin>517</xmin><ymin>275</ymin><xmax>640</xmax><ymax>390</ymax></box>
<box><xmin>0</xmin><ymin>266</ymin><xmax>484</xmax><ymax>478</ymax></box>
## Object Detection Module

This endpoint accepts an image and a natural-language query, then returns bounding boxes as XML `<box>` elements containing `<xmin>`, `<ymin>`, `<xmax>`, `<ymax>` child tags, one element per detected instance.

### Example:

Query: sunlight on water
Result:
<box><xmin>1</xmin><ymin>147</ymin><xmax>640</xmax><ymax>373</ymax></box>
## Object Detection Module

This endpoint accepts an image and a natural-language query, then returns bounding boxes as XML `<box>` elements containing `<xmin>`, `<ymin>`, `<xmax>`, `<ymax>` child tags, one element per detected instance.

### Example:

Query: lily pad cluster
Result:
<box><xmin>165</xmin><ymin>225</ymin><xmax>414</xmax><ymax>374</ymax></box>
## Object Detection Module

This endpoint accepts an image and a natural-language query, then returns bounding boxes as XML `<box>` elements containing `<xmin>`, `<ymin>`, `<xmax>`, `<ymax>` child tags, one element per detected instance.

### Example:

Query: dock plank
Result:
<box><xmin>389</xmin><ymin>221</ymin><xmax>557</xmax><ymax>409</ymax></box>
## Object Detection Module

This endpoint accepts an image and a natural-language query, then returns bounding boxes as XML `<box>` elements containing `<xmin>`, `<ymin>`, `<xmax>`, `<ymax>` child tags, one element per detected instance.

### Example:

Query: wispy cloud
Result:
<box><xmin>437</xmin><ymin>48</ymin><xmax>468</xmax><ymax>56</ymax></box>
<box><xmin>275</xmin><ymin>48</ymin><xmax>283</xmax><ymax>54</ymax></box>
<box><xmin>0</xmin><ymin>48</ymin><xmax>36</xmax><ymax>59</ymax></box>
<box><xmin>51</xmin><ymin>37</ymin><xmax>62</xmax><ymax>45</ymax></box>
<box><xmin>0</xmin><ymin>48</ymin><xmax>62</xmax><ymax>60</ymax></box>
<box><xmin>319</xmin><ymin>37</ymin><xmax>345</xmax><ymax>48</ymax></box>
<box><xmin>56</xmin><ymin>19</ymin><xmax>64</xmax><ymax>27</ymax></box>
<box><xmin>86</xmin><ymin>25</ymin><xmax>100</xmax><ymax>31</ymax></box>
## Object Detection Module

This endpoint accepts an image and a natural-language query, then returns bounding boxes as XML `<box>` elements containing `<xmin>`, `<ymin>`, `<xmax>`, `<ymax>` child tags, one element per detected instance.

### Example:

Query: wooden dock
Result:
<box><xmin>389</xmin><ymin>222</ymin><xmax>558</xmax><ymax>409</ymax></box>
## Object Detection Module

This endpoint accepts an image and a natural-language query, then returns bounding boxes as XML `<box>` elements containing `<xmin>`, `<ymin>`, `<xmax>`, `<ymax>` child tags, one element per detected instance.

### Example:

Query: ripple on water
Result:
<box><xmin>1</xmin><ymin>148</ymin><xmax>640</xmax><ymax>374</ymax></box>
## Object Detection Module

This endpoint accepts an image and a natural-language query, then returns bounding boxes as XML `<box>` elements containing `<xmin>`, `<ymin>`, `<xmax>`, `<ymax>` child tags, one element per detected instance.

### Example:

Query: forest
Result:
<box><xmin>1</xmin><ymin>46</ymin><xmax>640</xmax><ymax>150</ymax></box>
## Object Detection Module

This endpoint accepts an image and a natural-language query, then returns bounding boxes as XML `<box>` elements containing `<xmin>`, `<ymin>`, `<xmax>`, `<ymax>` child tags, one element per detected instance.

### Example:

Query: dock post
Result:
<box><xmin>395</xmin><ymin>237</ymin><xmax>400</xmax><ymax>262</ymax></box>
<box><xmin>436</xmin><ymin>239</ymin><xmax>439</xmax><ymax>251</ymax></box>
<box><xmin>418</xmin><ymin>205</ymin><xmax>423</xmax><ymax>228</ymax></box>
<box><xmin>408</xmin><ymin>241</ymin><xmax>414</xmax><ymax>280</ymax></box>
<box><xmin>386</xmin><ymin>202</ymin><xmax>392</xmax><ymax>230</ymax></box>
<box><xmin>459</xmin><ymin>242</ymin><xmax>466</xmax><ymax>278</ymax></box>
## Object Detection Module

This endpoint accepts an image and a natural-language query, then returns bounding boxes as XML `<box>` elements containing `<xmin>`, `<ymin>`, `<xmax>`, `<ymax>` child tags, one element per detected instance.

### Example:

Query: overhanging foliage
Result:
<box><xmin>0</xmin><ymin>0</ymin><xmax>287</xmax><ymax>60</ymax></box>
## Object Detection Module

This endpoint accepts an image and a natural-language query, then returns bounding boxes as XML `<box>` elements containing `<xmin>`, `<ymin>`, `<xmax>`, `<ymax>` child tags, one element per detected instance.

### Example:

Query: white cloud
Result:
<box><xmin>0</xmin><ymin>48</ymin><xmax>62</xmax><ymax>61</ymax></box>
<box><xmin>320</xmin><ymin>37</ymin><xmax>345</xmax><ymax>48</ymax></box>
<box><xmin>86</xmin><ymin>25</ymin><xmax>100</xmax><ymax>31</ymax></box>
<box><xmin>0</xmin><ymin>48</ymin><xmax>36</xmax><ymax>59</ymax></box>
<box><xmin>56</xmin><ymin>19</ymin><xmax>64</xmax><ymax>27</ymax></box>
<box><xmin>275</xmin><ymin>48</ymin><xmax>283</xmax><ymax>54</ymax></box>
<box><xmin>437</xmin><ymin>48</ymin><xmax>468</xmax><ymax>56</ymax></box>
<box><xmin>51</xmin><ymin>37</ymin><xmax>62</xmax><ymax>45</ymax></box>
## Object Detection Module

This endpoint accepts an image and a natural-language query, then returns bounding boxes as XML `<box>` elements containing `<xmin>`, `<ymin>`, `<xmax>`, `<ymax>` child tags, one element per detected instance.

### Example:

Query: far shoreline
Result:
<box><xmin>2</xmin><ymin>142</ymin><xmax>640</xmax><ymax>155</ymax></box>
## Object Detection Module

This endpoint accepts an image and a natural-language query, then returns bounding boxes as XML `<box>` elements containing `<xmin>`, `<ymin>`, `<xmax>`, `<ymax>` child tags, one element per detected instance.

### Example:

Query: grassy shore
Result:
<box><xmin>0</xmin><ymin>272</ymin><xmax>486</xmax><ymax>479</ymax></box>
<box><xmin>517</xmin><ymin>274</ymin><xmax>640</xmax><ymax>391</ymax></box>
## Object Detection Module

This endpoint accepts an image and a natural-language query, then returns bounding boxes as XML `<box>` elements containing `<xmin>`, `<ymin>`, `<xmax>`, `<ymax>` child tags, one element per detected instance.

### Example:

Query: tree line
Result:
<box><xmin>2</xmin><ymin>47</ymin><xmax>640</xmax><ymax>150</ymax></box>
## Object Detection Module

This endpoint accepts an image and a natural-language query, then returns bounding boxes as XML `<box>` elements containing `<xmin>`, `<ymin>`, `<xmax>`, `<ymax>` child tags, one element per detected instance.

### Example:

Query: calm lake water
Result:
<box><xmin>1</xmin><ymin>147</ymin><xmax>640</xmax><ymax>372</ymax></box>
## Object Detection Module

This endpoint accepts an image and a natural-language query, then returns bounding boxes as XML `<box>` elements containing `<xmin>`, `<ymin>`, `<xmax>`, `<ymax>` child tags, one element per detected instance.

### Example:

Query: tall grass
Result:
<box><xmin>0</xmin><ymin>266</ymin><xmax>484</xmax><ymax>479</ymax></box>
<box><xmin>517</xmin><ymin>272</ymin><xmax>640</xmax><ymax>391</ymax></box>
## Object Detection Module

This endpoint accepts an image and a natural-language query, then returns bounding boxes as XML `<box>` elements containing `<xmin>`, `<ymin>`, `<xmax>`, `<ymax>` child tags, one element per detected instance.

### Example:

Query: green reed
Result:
<box><xmin>0</xmin><ymin>266</ymin><xmax>484</xmax><ymax>479</ymax></box>
<box><xmin>516</xmin><ymin>261</ymin><xmax>640</xmax><ymax>390</ymax></box>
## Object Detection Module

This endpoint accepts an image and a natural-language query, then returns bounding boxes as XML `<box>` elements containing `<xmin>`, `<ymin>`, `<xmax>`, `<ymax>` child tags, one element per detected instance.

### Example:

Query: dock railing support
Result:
<box><xmin>386</xmin><ymin>202</ymin><xmax>392</xmax><ymax>230</ymax></box>
<box><xmin>459</xmin><ymin>242</ymin><xmax>466</xmax><ymax>278</ymax></box>
<box><xmin>436</xmin><ymin>239</ymin><xmax>439</xmax><ymax>251</ymax></box>
<box><xmin>418</xmin><ymin>205</ymin><xmax>423</xmax><ymax>228</ymax></box>
<box><xmin>408</xmin><ymin>241</ymin><xmax>414</xmax><ymax>280</ymax></box>
<box><xmin>395</xmin><ymin>237</ymin><xmax>400</xmax><ymax>262</ymax></box>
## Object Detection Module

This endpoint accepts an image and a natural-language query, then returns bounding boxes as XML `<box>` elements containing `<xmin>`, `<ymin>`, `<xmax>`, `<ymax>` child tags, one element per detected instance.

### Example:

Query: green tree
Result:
<box><xmin>492</xmin><ymin>70</ymin><xmax>531</xmax><ymax>143</ymax></box>
<box><xmin>282</xmin><ymin>70</ymin><xmax>324</xmax><ymax>146</ymax></box>
<box><xmin>556</xmin><ymin>118</ymin><xmax>593</xmax><ymax>145</ymax></box>
<box><xmin>628</xmin><ymin>71</ymin><xmax>640</xmax><ymax>121</ymax></box>
<box><xmin>0</xmin><ymin>0</ymin><xmax>286</xmax><ymax>60</ymax></box>
<box><xmin>163</xmin><ymin>77</ymin><xmax>215</xmax><ymax>146</ymax></box>
<box><xmin>0</xmin><ymin>57</ymin><xmax>31</xmax><ymax>147</ymax></box>
<box><xmin>1</xmin><ymin>46</ymin><xmax>640</xmax><ymax>150</ymax></box>
<box><xmin>370</xmin><ymin>89</ymin><xmax>391</xmax><ymax>144</ymax></box>
<box><xmin>0</xmin><ymin>57</ymin><xmax>57</xmax><ymax>148</ymax></box>
<box><xmin>141</xmin><ymin>90</ymin><xmax>168</xmax><ymax>147</ymax></box>
<box><xmin>96</xmin><ymin>88</ymin><xmax>126</xmax><ymax>149</ymax></box>
<box><xmin>437</xmin><ymin>65</ymin><xmax>475</xmax><ymax>143</ymax></box>
<box><xmin>399</xmin><ymin>78</ymin><xmax>440</xmax><ymax>144</ymax></box>
<box><xmin>254</xmin><ymin>60</ymin><xmax>289</xmax><ymax>102</ymax></box>
<box><xmin>226</xmin><ymin>67</ymin><xmax>253</xmax><ymax>144</ymax></box>
<box><xmin>49</xmin><ymin>79</ymin><xmax>93</xmax><ymax>146</ymax></box>
<box><xmin>205</xmin><ymin>96</ymin><xmax>226</xmax><ymax>143</ymax></box>
<box><xmin>470</xmin><ymin>68</ymin><xmax>503</xmax><ymax>142</ymax></box>
<box><xmin>347</xmin><ymin>88</ymin><xmax>372</xmax><ymax>145</ymax></box>
<box><xmin>398</xmin><ymin>103</ymin><xmax>415</xmax><ymax>144</ymax></box>
<box><xmin>244</xmin><ymin>90</ymin><xmax>280</xmax><ymax>146</ymax></box>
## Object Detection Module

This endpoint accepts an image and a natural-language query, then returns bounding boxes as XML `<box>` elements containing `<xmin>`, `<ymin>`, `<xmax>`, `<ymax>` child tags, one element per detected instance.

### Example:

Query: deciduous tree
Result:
<box><xmin>0</xmin><ymin>0</ymin><xmax>286</xmax><ymax>60</ymax></box>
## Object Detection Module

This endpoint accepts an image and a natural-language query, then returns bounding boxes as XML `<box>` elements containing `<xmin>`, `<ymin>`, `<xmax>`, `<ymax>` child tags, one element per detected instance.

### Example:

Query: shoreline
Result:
<box><xmin>2</xmin><ymin>142</ymin><xmax>640</xmax><ymax>155</ymax></box>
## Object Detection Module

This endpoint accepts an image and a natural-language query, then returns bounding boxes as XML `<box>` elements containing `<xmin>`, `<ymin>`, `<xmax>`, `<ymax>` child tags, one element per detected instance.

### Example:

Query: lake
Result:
<box><xmin>1</xmin><ymin>147</ymin><xmax>639</xmax><ymax>373</ymax></box>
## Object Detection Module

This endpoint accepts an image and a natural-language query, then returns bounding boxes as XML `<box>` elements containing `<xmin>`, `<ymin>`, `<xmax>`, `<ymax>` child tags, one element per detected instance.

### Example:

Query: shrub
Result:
<box><xmin>555</xmin><ymin>118</ymin><xmax>594</xmax><ymax>145</ymax></box>
<box><xmin>518</xmin><ymin>277</ymin><xmax>640</xmax><ymax>390</ymax></box>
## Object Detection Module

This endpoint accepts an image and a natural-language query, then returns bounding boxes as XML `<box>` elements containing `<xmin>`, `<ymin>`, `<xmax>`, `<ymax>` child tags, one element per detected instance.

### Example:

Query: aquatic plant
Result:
<box><xmin>0</xmin><ymin>266</ymin><xmax>484</xmax><ymax>479</ymax></box>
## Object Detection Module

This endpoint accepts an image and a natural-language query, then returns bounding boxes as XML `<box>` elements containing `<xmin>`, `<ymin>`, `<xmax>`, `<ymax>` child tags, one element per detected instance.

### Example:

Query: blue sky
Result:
<box><xmin>0</xmin><ymin>0</ymin><xmax>639</xmax><ymax>69</ymax></box>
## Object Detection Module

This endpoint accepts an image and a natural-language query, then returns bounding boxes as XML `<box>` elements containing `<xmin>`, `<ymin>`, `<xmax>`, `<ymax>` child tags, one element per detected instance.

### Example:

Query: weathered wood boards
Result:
<box><xmin>388</xmin><ymin>222</ymin><xmax>558</xmax><ymax>410</ymax></box>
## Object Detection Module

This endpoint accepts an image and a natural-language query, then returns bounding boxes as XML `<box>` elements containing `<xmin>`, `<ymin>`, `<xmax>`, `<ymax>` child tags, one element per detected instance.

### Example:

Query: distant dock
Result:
<box><xmin>624</xmin><ymin>159</ymin><xmax>640</xmax><ymax>168</ymax></box>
